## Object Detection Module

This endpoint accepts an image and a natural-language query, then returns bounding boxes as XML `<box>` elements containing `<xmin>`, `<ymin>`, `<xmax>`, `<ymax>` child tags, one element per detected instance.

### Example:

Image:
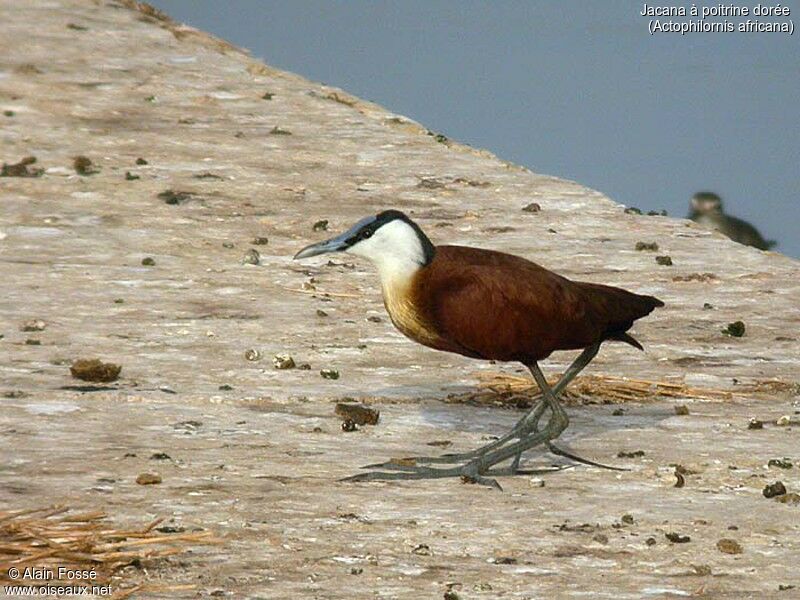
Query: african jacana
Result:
<box><xmin>688</xmin><ymin>192</ymin><xmax>775</xmax><ymax>250</ymax></box>
<box><xmin>294</xmin><ymin>210</ymin><xmax>663</xmax><ymax>488</ymax></box>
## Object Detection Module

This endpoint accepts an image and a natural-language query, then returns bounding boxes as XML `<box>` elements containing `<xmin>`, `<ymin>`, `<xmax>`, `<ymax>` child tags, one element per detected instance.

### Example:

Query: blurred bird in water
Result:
<box><xmin>294</xmin><ymin>210</ymin><xmax>663</xmax><ymax>489</ymax></box>
<box><xmin>688</xmin><ymin>192</ymin><xmax>776</xmax><ymax>251</ymax></box>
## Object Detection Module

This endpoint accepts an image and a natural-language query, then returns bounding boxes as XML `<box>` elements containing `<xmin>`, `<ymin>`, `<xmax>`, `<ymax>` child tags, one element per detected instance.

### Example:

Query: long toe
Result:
<box><xmin>546</xmin><ymin>442</ymin><xmax>630</xmax><ymax>472</ymax></box>
<box><xmin>342</xmin><ymin>466</ymin><xmax>459</xmax><ymax>483</ymax></box>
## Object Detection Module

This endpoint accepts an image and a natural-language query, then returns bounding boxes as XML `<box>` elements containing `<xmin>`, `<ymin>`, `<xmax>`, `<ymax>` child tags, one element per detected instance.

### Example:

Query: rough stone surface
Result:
<box><xmin>1</xmin><ymin>2</ymin><xmax>799</xmax><ymax>598</ymax></box>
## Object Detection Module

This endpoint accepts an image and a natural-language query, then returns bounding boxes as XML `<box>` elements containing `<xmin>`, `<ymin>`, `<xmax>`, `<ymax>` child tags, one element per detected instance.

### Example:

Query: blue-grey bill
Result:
<box><xmin>293</xmin><ymin>215</ymin><xmax>377</xmax><ymax>260</ymax></box>
<box><xmin>293</xmin><ymin>235</ymin><xmax>350</xmax><ymax>260</ymax></box>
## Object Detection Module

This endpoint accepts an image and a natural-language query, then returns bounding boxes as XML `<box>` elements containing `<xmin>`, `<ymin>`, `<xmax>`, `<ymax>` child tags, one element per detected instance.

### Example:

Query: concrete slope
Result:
<box><xmin>1</xmin><ymin>2</ymin><xmax>798</xmax><ymax>598</ymax></box>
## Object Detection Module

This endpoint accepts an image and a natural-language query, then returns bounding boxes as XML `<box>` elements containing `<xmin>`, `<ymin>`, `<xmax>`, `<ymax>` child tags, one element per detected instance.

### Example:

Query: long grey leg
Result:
<box><xmin>346</xmin><ymin>360</ymin><xmax>574</xmax><ymax>489</ymax></box>
<box><xmin>364</xmin><ymin>343</ymin><xmax>601</xmax><ymax>471</ymax></box>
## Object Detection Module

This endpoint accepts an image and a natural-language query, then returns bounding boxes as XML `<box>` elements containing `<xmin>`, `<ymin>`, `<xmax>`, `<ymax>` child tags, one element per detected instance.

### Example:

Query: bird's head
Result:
<box><xmin>294</xmin><ymin>210</ymin><xmax>435</xmax><ymax>278</ymax></box>
<box><xmin>691</xmin><ymin>191</ymin><xmax>723</xmax><ymax>215</ymax></box>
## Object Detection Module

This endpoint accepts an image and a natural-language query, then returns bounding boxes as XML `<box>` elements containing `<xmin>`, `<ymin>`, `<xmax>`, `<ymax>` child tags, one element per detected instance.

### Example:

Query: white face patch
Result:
<box><xmin>346</xmin><ymin>219</ymin><xmax>426</xmax><ymax>285</ymax></box>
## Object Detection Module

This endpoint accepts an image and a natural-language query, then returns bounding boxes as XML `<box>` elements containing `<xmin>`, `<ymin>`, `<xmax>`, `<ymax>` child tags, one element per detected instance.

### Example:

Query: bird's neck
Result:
<box><xmin>373</xmin><ymin>255</ymin><xmax>422</xmax><ymax>297</ymax></box>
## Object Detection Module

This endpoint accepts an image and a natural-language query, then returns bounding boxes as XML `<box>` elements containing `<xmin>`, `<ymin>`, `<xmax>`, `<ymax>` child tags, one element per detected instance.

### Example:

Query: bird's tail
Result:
<box><xmin>607</xmin><ymin>331</ymin><xmax>644</xmax><ymax>351</ymax></box>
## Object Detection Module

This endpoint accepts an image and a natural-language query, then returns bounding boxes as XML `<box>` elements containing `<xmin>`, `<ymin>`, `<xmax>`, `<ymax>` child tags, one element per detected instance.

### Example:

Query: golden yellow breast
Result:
<box><xmin>381</xmin><ymin>278</ymin><xmax>441</xmax><ymax>347</ymax></box>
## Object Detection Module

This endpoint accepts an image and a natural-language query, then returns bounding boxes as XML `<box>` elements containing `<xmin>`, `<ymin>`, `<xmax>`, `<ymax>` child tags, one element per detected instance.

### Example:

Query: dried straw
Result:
<box><xmin>0</xmin><ymin>506</ymin><xmax>218</xmax><ymax>598</ymax></box>
<box><xmin>445</xmin><ymin>372</ymin><xmax>796</xmax><ymax>408</ymax></box>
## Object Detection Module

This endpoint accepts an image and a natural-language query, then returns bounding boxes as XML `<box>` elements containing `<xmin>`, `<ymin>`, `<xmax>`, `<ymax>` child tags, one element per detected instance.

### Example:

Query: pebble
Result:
<box><xmin>21</xmin><ymin>319</ymin><xmax>46</xmax><ymax>332</ymax></box>
<box><xmin>244</xmin><ymin>349</ymin><xmax>262</xmax><ymax>362</ymax></box>
<box><xmin>320</xmin><ymin>369</ymin><xmax>340</xmax><ymax>380</ymax></box>
<box><xmin>136</xmin><ymin>472</ymin><xmax>162</xmax><ymax>485</ymax></box>
<box><xmin>273</xmin><ymin>354</ymin><xmax>296</xmax><ymax>369</ymax></box>
<box><xmin>242</xmin><ymin>249</ymin><xmax>260</xmax><ymax>265</ymax></box>
<box><xmin>763</xmin><ymin>481</ymin><xmax>787</xmax><ymax>498</ymax></box>
<box><xmin>716</xmin><ymin>539</ymin><xmax>743</xmax><ymax>554</ymax></box>
<box><xmin>335</xmin><ymin>402</ymin><xmax>379</xmax><ymax>426</ymax></box>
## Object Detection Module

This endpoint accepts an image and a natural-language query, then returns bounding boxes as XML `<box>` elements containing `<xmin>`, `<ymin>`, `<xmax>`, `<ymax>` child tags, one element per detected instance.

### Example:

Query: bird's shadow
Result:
<box><xmin>398</xmin><ymin>394</ymin><xmax>671</xmax><ymax>466</ymax></box>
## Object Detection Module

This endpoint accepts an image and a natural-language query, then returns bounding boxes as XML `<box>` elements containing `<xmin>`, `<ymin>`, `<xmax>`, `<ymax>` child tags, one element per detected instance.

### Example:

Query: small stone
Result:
<box><xmin>635</xmin><ymin>241</ymin><xmax>659</xmax><ymax>251</ymax></box>
<box><xmin>411</xmin><ymin>544</ymin><xmax>431</xmax><ymax>556</ymax></box>
<box><xmin>320</xmin><ymin>369</ymin><xmax>340</xmax><ymax>380</ymax></box>
<box><xmin>25</xmin><ymin>339</ymin><xmax>41</xmax><ymax>345</ymax></box>
<box><xmin>624</xmin><ymin>207</ymin><xmax>642</xmax><ymax>214</ymax></box>
<box><xmin>648</xmin><ymin>209</ymin><xmax>668</xmax><ymax>216</ymax></box>
<box><xmin>273</xmin><ymin>354</ymin><xmax>296</xmax><ymax>370</ymax></box>
<box><xmin>645</xmin><ymin>537</ymin><xmax>657</xmax><ymax>546</ymax></box>
<box><xmin>522</xmin><ymin>202</ymin><xmax>541</xmax><ymax>213</ymax></box>
<box><xmin>124</xmin><ymin>171</ymin><xmax>140</xmax><ymax>180</ymax></box>
<box><xmin>73</xmin><ymin>155</ymin><xmax>98</xmax><ymax>175</ymax></box>
<box><xmin>335</xmin><ymin>403</ymin><xmax>379</xmax><ymax>426</ymax></box>
<box><xmin>443</xmin><ymin>591</ymin><xmax>461</xmax><ymax>600</ymax></box>
<box><xmin>703</xmin><ymin>302</ymin><xmax>714</xmax><ymax>310</ymax></box>
<box><xmin>1</xmin><ymin>156</ymin><xmax>43</xmax><ymax>178</ymax></box>
<box><xmin>298</xmin><ymin>363</ymin><xmax>311</xmax><ymax>370</ymax></box>
<box><xmin>114</xmin><ymin>298</ymin><xmax>124</xmax><ymax>304</ymax></box>
<box><xmin>612</xmin><ymin>408</ymin><xmax>625</xmax><ymax>416</ymax></box>
<box><xmin>617</xmin><ymin>450</ymin><xmax>645</xmax><ymax>458</ymax></box>
<box><xmin>665</xmin><ymin>532</ymin><xmax>691</xmax><ymax>543</ymax></box>
<box><xmin>748</xmin><ymin>418</ymin><xmax>764</xmax><ymax>430</ymax></box>
<box><xmin>722</xmin><ymin>321</ymin><xmax>746</xmax><ymax>337</ymax></box>
<box><xmin>141</xmin><ymin>257</ymin><xmax>155</xmax><ymax>266</ymax></box>
<box><xmin>779</xmin><ymin>584</ymin><xmax>796</xmax><ymax>592</ymax></box>
<box><xmin>367</xmin><ymin>316</ymin><xmax>382</xmax><ymax>323</ymax></box>
<box><xmin>21</xmin><ymin>319</ymin><xmax>46</xmax><ymax>332</ymax></box>
<box><xmin>768</xmin><ymin>458</ymin><xmax>793</xmax><ymax>469</ymax></box>
<box><xmin>316</xmin><ymin>309</ymin><xmax>328</xmax><ymax>317</ymax></box>
<box><xmin>350</xmin><ymin>567</ymin><xmax>362</xmax><ymax>575</ymax></box>
<box><xmin>135</xmin><ymin>157</ymin><xmax>148</xmax><ymax>165</ymax></box>
<box><xmin>529</xmin><ymin>478</ymin><xmax>545</xmax><ymax>488</ymax></box>
<box><xmin>222</xmin><ymin>242</ymin><xmax>235</xmax><ymax>249</ymax></box>
<box><xmin>313</xmin><ymin>219</ymin><xmax>329</xmax><ymax>232</ymax></box>
<box><xmin>655</xmin><ymin>255</ymin><xmax>673</xmax><ymax>266</ymax></box>
<box><xmin>621</xmin><ymin>514</ymin><xmax>634</xmax><ymax>525</ymax></box>
<box><xmin>491</xmin><ymin>556</ymin><xmax>517</xmax><ymax>564</ymax></box>
<box><xmin>244</xmin><ymin>349</ymin><xmax>262</xmax><ymax>362</ymax></box>
<box><xmin>70</xmin><ymin>359</ymin><xmax>121</xmax><ymax>383</ymax></box>
<box><xmin>242</xmin><ymin>249</ymin><xmax>260</xmax><ymax>265</ymax></box>
<box><xmin>251</xmin><ymin>236</ymin><xmax>269</xmax><ymax>245</ymax></box>
<box><xmin>3</xmin><ymin>110</ymin><xmax>14</xmax><ymax>117</ymax></box>
<box><xmin>776</xmin><ymin>415</ymin><xmax>792</xmax><ymax>426</ymax></box>
<box><xmin>158</xmin><ymin>189</ymin><xmax>193</xmax><ymax>205</ymax></box>
<box><xmin>262</xmin><ymin>92</ymin><xmax>274</xmax><ymax>100</ymax></box>
<box><xmin>763</xmin><ymin>481</ymin><xmax>787</xmax><ymax>498</ymax></box>
<box><xmin>341</xmin><ymin>419</ymin><xmax>357</xmax><ymax>432</ymax></box>
<box><xmin>218</xmin><ymin>384</ymin><xmax>233</xmax><ymax>391</ymax></box>
<box><xmin>150</xmin><ymin>452</ymin><xmax>171</xmax><ymax>460</ymax></box>
<box><xmin>136</xmin><ymin>472</ymin><xmax>162</xmax><ymax>485</ymax></box>
<box><xmin>674</xmin><ymin>405</ymin><xmax>690</xmax><ymax>416</ymax></box>
<box><xmin>716</xmin><ymin>539</ymin><xmax>743</xmax><ymax>554</ymax></box>
<box><xmin>269</xmin><ymin>125</ymin><xmax>292</xmax><ymax>135</ymax></box>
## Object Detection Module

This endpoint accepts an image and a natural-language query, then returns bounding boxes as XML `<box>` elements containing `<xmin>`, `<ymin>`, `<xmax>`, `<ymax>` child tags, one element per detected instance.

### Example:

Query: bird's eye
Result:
<box><xmin>362</xmin><ymin>230</ymin><xmax>373</xmax><ymax>239</ymax></box>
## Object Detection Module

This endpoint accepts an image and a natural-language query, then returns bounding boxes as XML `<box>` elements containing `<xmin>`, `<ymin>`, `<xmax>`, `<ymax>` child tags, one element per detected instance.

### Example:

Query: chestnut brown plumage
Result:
<box><xmin>294</xmin><ymin>209</ymin><xmax>663</xmax><ymax>489</ymax></box>
<box><xmin>399</xmin><ymin>245</ymin><xmax>662</xmax><ymax>362</ymax></box>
